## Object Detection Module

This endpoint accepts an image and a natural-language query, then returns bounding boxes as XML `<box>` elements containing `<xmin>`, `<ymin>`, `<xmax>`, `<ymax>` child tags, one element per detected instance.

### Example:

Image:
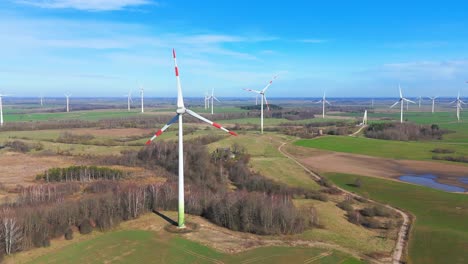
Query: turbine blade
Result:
<box><xmin>403</xmin><ymin>98</ymin><xmax>416</xmax><ymax>104</ymax></box>
<box><xmin>264</xmin><ymin>95</ymin><xmax>270</xmax><ymax>111</ymax></box>
<box><xmin>315</xmin><ymin>100</ymin><xmax>323</xmax><ymax>104</ymax></box>
<box><xmin>399</xmin><ymin>85</ymin><xmax>402</xmax><ymax>98</ymax></box>
<box><xmin>390</xmin><ymin>101</ymin><xmax>400</xmax><ymax>108</ymax></box>
<box><xmin>185</xmin><ymin>109</ymin><xmax>237</xmax><ymax>136</ymax></box>
<box><xmin>173</xmin><ymin>49</ymin><xmax>185</xmax><ymax>108</ymax></box>
<box><xmin>261</xmin><ymin>75</ymin><xmax>277</xmax><ymax>93</ymax></box>
<box><xmin>325</xmin><ymin>100</ymin><xmax>332</xmax><ymax>106</ymax></box>
<box><xmin>213</xmin><ymin>96</ymin><xmax>220</xmax><ymax>102</ymax></box>
<box><xmin>449</xmin><ymin>100</ymin><xmax>456</xmax><ymax>104</ymax></box>
<box><xmin>145</xmin><ymin>114</ymin><xmax>179</xmax><ymax>145</ymax></box>
<box><xmin>243</xmin><ymin>88</ymin><xmax>261</xmax><ymax>94</ymax></box>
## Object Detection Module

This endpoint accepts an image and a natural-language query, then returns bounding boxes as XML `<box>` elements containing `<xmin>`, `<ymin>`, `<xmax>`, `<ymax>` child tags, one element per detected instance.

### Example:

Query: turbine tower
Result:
<box><xmin>40</xmin><ymin>95</ymin><xmax>44</xmax><ymax>107</ymax></box>
<box><xmin>244</xmin><ymin>76</ymin><xmax>277</xmax><ymax>134</ymax></box>
<box><xmin>125</xmin><ymin>90</ymin><xmax>133</xmax><ymax>111</ymax></box>
<box><xmin>65</xmin><ymin>94</ymin><xmax>71</xmax><ymax>113</ymax></box>
<box><xmin>140</xmin><ymin>86</ymin><xmax>144</xmax><ymax>113</ymax></box>
<box><xmin>208</xmin><ymin>88</ymin><xmax>220</xmax><ymax>115</ymax></box>
<box><xmin>450</xmin><ymin>92</ymin><xmax>465</xmax><ymax>122</ymax></box>
<box><xmin>315</xmin><ymin>91</ymin><xmax>331</xmax><ymax>119</ymax></box>
<box><xmin>390</xmin><ymin>85</ymin><xmax>415</xmax><ymax>123</ymax></box>
<box><xmin>204</xmin><ymin>91</ymin><xmax>209</xmax><ymax>110</ymax></box>
<box><xmin>362</xmin><ymin>109</ymin><xmax>368</xmax><ymax>126</ymax></box>
<box><xmin>0</xmin><ymin>93</ymin><xmax>8</xmax><ymax>127</ymax></box>
<box><xmin>427</xmin><ymin>96</ymin><xmax>438</xmax><ymax>113</ymax></box>
<box><xmin>418</xmin><ymin>96</ymin><xmax>422</xmax><ymax>109</ymax></box>
<box><xmin>145</xmin><ymin>49</ymin><xmax>237</xmax><ymax>228</ymax></box>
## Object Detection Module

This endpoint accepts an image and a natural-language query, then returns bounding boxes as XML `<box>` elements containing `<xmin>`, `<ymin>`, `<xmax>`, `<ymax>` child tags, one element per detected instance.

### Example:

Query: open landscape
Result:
<box><xmin>1</xmin><ymin>1</ymin><xmax>468</xmax><ymax>264</ymax></box>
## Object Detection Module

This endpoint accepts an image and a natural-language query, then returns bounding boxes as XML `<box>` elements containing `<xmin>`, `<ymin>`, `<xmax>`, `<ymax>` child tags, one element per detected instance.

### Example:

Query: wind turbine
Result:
<box><xmin>244</xmin><ymin>76</ymin><xmax>277</xmax><ymax>134</ymax></box>
<box><xmin>208</xmin><ymin>88</ymin><xmax>220</xmax><ymax>115</ymax></box>
<box><xmin>390</xmin><ymin>86</ymin><xmax>415</xmax><ymax>123</ymax></box>
<box><xmin>65</xmin><ymin>94</ymin><xmax>71</xmax><ymax>113</ymax></box>
<box><xmin>145</xmin><ymin>49</ymin><xmax>237</xmax><ymax>228</ymax></box>
<box><xmin>40</xmin><ymin>95</ymin><xmax>44</xmax><ymax>107</ymax></box>
<box><xmin>204</xmin><ymin>91</ymin><xmax>209</xmax><ymax>110</ymax></box>
<box><xmin>418</xmin><ymin>96</ymin><xmax>422</xmax><ymax>109</ymax></box>
<box><xmin>362</xmin><ymin>109</ymin><xmax>368</xmax><ymax>126</ymax></box>
<box><xmin>315</xmin><ymin>91</ymin><xmax>331</xmax><ymax>119</ymax></box>
<box><xmin>450</xmin><ymin>92</ymin><xmax>465</xmax><ymax>122</ymax></box>
<box><xmin>0</xmin><ymin>93</ymin><xmax>9</xmax><ymax>127</ymax></box>
<box><xmin>427</xmin><ymin>96</ymin><xmax>438</xmax><ymax>113</ymax></box>
<box><xmin>140</xmin><ymin>85</ymin><xmax>144</xmax><ymax>113</ymax></box>
<box><xmin>125</xmin><ymin>90</ymin><xmax>133</xmax><ymax>111</ymax></box>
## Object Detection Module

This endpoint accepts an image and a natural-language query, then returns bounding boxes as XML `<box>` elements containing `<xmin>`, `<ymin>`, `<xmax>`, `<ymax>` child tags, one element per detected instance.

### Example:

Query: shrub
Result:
<box><xmin>5</xmin><ymin>140</ymin><xmax>31</xmax><ymax>152</ymax></box>
<box><xmin>79</xmin><ymin>219</ymin><xmax>93</xmax><ymax>234</ymax></box>
<box><xmin>305</xmin><ymin>191</ymin><xmax>329</xmax><ymax>202</ymax></box>
<box><xmin>337</xmin><ymin>201</ymin><xmax>354</xmax><ymax>212</ymax></box>
<box><xmin>64</xmin><ymin>228</ymin><xmax>73</xmax><ymax>240</ymax></box>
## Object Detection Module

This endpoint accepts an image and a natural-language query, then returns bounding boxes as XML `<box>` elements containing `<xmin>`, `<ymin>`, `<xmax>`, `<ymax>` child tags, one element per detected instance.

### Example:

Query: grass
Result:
<box><xmin>295</xmin><ymin>136</ymin><xmax>468</xmax><ymax>161</ymax></box>
<box><xmin>19</xmin><ymin>229</ymin><xmax>364</xmax><ymax>264</ymax></box>
<box><xmin>209</xmin><ymin>133</ymin><xmax>321</xmax><ymax>190</ymax></box>
<box><xmin>295</xmin><ymin>199</ymin><xmax>395</xmax><ymax>255</ymax></box>
<box><xmin>325</xmin><ymin>172</ymin><xmax>468</xmax><ymax>264</ymax></box>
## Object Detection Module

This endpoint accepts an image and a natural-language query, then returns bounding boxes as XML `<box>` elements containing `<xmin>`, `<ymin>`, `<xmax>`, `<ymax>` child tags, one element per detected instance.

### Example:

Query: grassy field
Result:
<box><xmin>325</xmin><ymin>173</ymin><xmax>468</xmax><ymax>264</ymax></box>
<box><xmin>209</xmin><ymin>133</ymin><xmax>321</xmax><ymax>191</ymax></box>
<box><xmin>295</xmin><ymin>199</ymin><xmax>395</xmax><ymax>255</ymax></box>
<box><xmin>17</xmin><ymin>228</ymin><xmax>364</xmax><ymax>264</ymax></box>
<box><xmin>295</xmin><ymin>136</ymin><xmax>468</xmax><ymax>161</ymax></box>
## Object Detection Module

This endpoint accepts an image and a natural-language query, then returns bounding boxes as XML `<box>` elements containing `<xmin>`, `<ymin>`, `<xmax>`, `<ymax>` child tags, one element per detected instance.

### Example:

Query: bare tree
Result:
<box><xmin>0</xmin><ymin>208</ymin><xmax>23</xmax><ymax>255</ymax></box>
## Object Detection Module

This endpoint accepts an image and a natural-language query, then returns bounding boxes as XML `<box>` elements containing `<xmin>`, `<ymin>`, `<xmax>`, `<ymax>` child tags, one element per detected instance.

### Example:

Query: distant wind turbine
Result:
<box><xmin>204</xmin><ymin>91</ymin><xmax>209</xmax><ymax>110</ymax></box>
<box><xmin>125</xmin><ymin>90</ymin><xmax>133</xmax><ymax>111</ymax></box>
<box><xmin>65</xmin><ymin>94</ymin><xmax>71</xmax><ymax>112</ymax></box>
<box><xmin>362</xmin><ymin>109</ymin><xmax>368</xmax><ymax>126</ymax></box>
<box><xmin>315</xmin><ymin>91</ymin><xmax>331</xmax><ymax>119</ymax></box>
<box><xmin>418</xmin><ymin>96</ymin><xmax>422</xmax><ymax>109</ymax></box>
<box><xmin>427</xmin><ymin>96</ymin><xmax>438</xmax><ymax>113</ymax></box>
<box><xmin>208</xmin><ymin>88</ymin><xmax>220</xmax><ymax>115</ymax></box>
<box><xmin>0</xmin><ymin>93</ymin><xmax>10</xmax><ymax>127</ymax></box>
<box><xmin>40</xmin><ymin>95</ymin><xmax>44</xmax><ymax>107</ymax></box>
<box><xmin>140</xmin><ymin>85</ymin><xmax>144</xmax><ymax>113</ymax></box>
<box><xmin>390</xmin><ymin>85</ymin><xmax>415</xmax><ymax>123</ymax></box>
<box><xmin>145</xmin><ymin>49</ymin><xmax>237</xmax><ymax>228</ymax></box>
<box><xmin>244</xmin><ymin>75</ymin><xmax>277</xmax><ymax>134</ymax></box>
<box><xmin>450</xmin><ymin>92</ymin><xmax>465</xmax><ymax>122</ymax></box>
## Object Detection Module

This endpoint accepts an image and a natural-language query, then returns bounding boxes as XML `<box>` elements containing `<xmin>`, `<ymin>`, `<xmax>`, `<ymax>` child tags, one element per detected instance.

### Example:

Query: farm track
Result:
<box><xmin>277</xmin><ymin>140</ymin><xmax>410</xmax><ymax>264</ymax></box>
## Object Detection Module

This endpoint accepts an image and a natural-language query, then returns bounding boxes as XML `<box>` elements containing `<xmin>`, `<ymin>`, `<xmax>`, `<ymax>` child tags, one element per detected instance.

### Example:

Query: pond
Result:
<box><xmin>398</xmin><ymin>174</ymin><xmax>466</xmax><ymax>193</ymax></box>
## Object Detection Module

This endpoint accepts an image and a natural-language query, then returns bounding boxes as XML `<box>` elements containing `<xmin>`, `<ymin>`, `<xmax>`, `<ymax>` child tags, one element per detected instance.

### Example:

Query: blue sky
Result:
<box><xmin>1</xmin><ymin>0</ymin><xmax>468</xmax><ymax>98</ymax></box>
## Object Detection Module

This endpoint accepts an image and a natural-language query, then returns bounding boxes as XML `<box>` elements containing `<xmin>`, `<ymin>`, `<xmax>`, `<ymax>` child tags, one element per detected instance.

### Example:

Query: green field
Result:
<box><xmin>326</xmin><ymin>173</ymin><xmax>468</xmax><ymax>264</ymax></box>
<box><xmin>295</xmin><ymin>136</ymin><xmax>468</xmax><ymax>161</ymax></box>
<box><xmin>3</xmin><ymin>110</ymin><xmax>145</xmax><ymax>122</ymax></box>
<box><xmin>209</xmin><ymin>133</ymin><xmax>321</xmax><ymax>191</ymax></box>
<box><xmin>22</xmin><ymin>230</ymin><xmax>363</xmax><ymax>264</ymax></box>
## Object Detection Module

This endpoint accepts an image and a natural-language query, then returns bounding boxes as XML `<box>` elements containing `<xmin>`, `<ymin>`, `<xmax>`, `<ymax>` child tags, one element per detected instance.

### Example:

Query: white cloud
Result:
<box><xmin>15</xmin><ymin>0</ymin><xmax>154</xmax><ymax>11</ymax></box>
<box><xmin>299</xmin><ymin>39</ymin><xmax>328</xmax><ymax>43</ymax></box>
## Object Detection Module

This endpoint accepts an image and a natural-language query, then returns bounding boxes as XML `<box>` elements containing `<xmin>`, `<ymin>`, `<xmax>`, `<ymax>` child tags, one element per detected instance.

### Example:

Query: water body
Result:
<box><xmin>399</xmin><ymin>174</ymin><xmax>466</xmax><ymax>193</ymax></box>
<box><xmin>459</xmin><ymin>177</ymin><xmax>468</xmax><ymax>184</ymax></box>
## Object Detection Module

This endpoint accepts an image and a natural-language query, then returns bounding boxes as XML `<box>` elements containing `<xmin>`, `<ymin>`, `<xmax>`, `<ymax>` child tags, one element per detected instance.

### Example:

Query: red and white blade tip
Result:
<box><xmin>172</xmin><ymin>49</ymin><xmax>176</xmax><ymax>58</ymax></box>
<box><xmin>145</xmin><ymin>140</ymin><xmax>152</xmax><ymax>145</ymax></box>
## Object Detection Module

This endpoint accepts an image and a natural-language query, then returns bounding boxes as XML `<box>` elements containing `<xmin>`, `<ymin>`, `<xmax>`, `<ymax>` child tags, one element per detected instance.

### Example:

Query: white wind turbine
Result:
<box><xmin>208</xmin><ymin>88</ymin><xmax>220</xmax><ymax>115</ymax></box>
<box><xmin>362</xmin><ymin>109</ymin><xmax>368</xmax><ymax>126</ymax></box>
<box><xmin>40</xmin><ymin>94</ymin><xmax>44</xmax><ymax>107</ymax></box>
<box><xmin>390</xmin><ymin>86</ymin><xmax>415</xmax><ymax>123</ymax></box>
<box><xmin>244</xmin><ymin>76</ymin><xmax>277</xmax><ymax>134</ymax></box>
<box><xmin>450</xmin><ymin>92</ymin><xmax>465</xmax><ymax>122</ymax></box>
<box><xmin>204</xmin><ymin>91</ymin><xmax>209</xmax><ymax>110</ymax></box>
<box><xmin>140</xmin><ymin>85</ymin><xmax>144</xmax><ymax>113</ymax></box>
<box><xmin>315</xmin><ymin>91</ymin><xmax>331</xmax><ymax>119</ymax></box>
<box><xmin>65</xmin><ymin>94</ymin><xmax>71</xmax><ymax>112</ymax></box>
<box><xmin>0</xmin><ymin>93</ymin><xmax>10</xmax><ymax>127</ymax></box>
<box><xmin>125</xmin><ymin>90</ymin><xmax>133</xmax><ymax>111</ymax></box>
<box><xmin>427</xmin><ymin>96</ymin><xmax>438</xmax><ymax>113</ymax></box>
<box><xmin>418</xmin><ymin>96</ymin><xmax>422</xmax><ymax>109</ymax></box>
<box><xmin>145</xmin><ymin>49</ymin><xmax>237</xmax><ymax>228</ymax></box>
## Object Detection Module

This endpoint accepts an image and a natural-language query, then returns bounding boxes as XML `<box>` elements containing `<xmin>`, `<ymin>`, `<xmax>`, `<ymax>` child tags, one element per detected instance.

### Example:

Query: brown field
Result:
<box><xmin>0</xmin><ymin>152</ymin><xmax>78</xmax><ymax>186</ymax></box>
<box><xmin>69</xmin><ymin>128</ymin><xmax>151</xmax><ymax>137</ymax></box>
<box><xmin>290</xmin><ymin>145</ymin><xmax>468</xmax><ymax>189</ymax></box>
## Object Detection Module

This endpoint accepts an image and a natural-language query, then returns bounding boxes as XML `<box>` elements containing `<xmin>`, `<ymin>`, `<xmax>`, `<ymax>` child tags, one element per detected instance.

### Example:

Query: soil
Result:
<box><xmin>295</xmin><ymin>146</ymin><xmax>468</xmax><ymax>189</ymax></box>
